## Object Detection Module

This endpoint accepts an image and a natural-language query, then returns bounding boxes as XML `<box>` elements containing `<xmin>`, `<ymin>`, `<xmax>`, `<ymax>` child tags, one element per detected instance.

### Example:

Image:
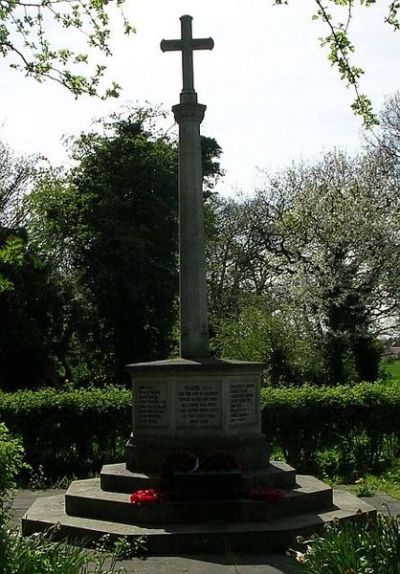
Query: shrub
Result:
<box><xmin>291</xmin><ymin>513</ymin><xmax>400</xmax><ymax>573</ymax></box>
<box><xmin>261</xmin><ymin>381</ymin><xmax>400</xmax><ymax>476</ymax></box>
<box><xmin>0</xmin><ymin>422</ymin><xmax>25</xmax><ymax>498</ymax></box>
<box><xmin>213</xmin><ymin>297</ymin><xmax>324</xmax><ymax>386</ymax></box>
<box><xmin>0</xmin><ymin>387</ymin><xmax>131</xmax><ymax>481</ymax></box>
<box><xmin>0</xmin><ymin>423</ymin><xmax>27</xmax><ymax>574</ymax></box>
<box><xmin>0</xmin><ymin>423</ymin><xmax>142</xmax><ymax>574</ymax></box>
<box><xmin>1</xmin><ymin>527</ymin><xmax>141</xmax><ymax>574</ymax></box>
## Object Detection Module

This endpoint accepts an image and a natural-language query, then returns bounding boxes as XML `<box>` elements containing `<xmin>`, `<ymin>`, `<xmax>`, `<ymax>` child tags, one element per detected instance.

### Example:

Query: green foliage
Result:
<box><xmin>0</xmin><ymin>423</ymin><xmax>27</xmax><ymax>573</ymax></box>
<box><xmin>0</xmin><ymin>422</ymin><xmax>25</xmax><ymax>498</ymax></box>
<box><xmin>27</xmin><ymin>107</ymin><xmax>223</xmax><ymax>386</ymax></box>
<box><xmin>0</xmin><ymin>227</ymin><xmax>68</xmax><ymax>390</ymax></box>
<box><xmin>209</xmin><ymin>150</ymin><xmax>396</xmax><ymax>386</ymax></box>
<box><xmin>0</xmin><ymin>235</ymin><xmax>24</xmax><ymax>292</ymax></box>
<box><xmin>382</xmin><ymin>359</ymin><xmax>400</xmax><ymax>384</ymax></box>
<box><xmin>292</xmin><ymin>514</ymin><xmax>400</xmax><ymax>574</ymax></box>
<box><xmin>276</xmin><ymin>0</ymin><xmax>399</xmax><ymax>127</ymax></box>
<box><xmin>0</xmin><ymin>387</ymin><xmax>131</xmax><ymax>480</ymax></box>
<box><xmin>213</xmin><ymin>295</ymin><xmax>324</xmax><ymax>386</ymax></box>
<box><xmin>28</xmin><ymin>108</ymin><xmax>179</xmax><ymax>385</ymax></box>
<box><xmin>354</xmin><ymin>461</ymin><xmax>400</xmax><ymax>501</ymax></box>
<box><xmin>0</xmin><ymin>528</ymin><xmax>138</xmax><ymax>574</ymax></box>
<box><xmin>95</xmin><ymin>533</ymin><xmax>147</xmax><ymax>560</ymax></box>
<box><xmin>0</xmin><ymin>0</ymin><xmax>134</xmax><ymax>97</ymax></box>
<box><xmin>0</xmin><ymin>140</ymin><xmax>35</xmax><ymax>293</ymax></box>
<box><xmin>261</xmin><ymin>381</ymin><xmax>400</xmax><ymax>476</ymax></box>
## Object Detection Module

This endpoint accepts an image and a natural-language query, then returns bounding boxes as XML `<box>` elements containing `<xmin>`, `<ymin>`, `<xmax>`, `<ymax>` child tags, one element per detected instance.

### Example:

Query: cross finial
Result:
<box><xmin>161</xmin><ymin>15</ymin><xmax>214</xmax><ymax>97</ymax></box>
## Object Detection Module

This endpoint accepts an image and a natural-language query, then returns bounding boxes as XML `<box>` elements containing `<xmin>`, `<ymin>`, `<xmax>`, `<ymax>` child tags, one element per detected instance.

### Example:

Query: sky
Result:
<box><xmin>0</xmin><ymin>0</ymin><xmax>399</xmax><ymax>196</ymax></box>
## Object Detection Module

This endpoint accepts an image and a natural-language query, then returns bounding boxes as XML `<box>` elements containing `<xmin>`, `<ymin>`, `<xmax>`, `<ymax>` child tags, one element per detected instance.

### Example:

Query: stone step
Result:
<box><xmin>65</xmin><ymin>474</ymin><xmax>332</xmax><ymax>525</ymax></box>
<box><xmin>21</xmin><ymin>490</ymin><xmax>376</xmax><ymax>554</ymax></box>
<box><xmin>100</xmin><ymin>461</ymin><xmax>296</xmax><ymax>493</ymax></box>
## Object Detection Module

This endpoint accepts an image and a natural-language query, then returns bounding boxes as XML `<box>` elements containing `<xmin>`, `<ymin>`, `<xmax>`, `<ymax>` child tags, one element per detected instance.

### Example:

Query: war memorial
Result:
<box><xmin>22</xmin><ymin>15</ymin><xmax>375</xmax><ymax>554</ymax></box>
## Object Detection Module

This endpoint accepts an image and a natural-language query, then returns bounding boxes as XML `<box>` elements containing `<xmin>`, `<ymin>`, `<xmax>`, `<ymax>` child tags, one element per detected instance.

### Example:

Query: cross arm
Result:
<box><xmin>193</xmin><ymin>38</ymin><xmax>214</xmax><ymax>51</ymax></box>
<box><xmin>160</xmin><ymin>39</ymin><xmax>182</xmax><ymax>52</ymax></box>
<box><xmin>160</xmin><ymin>38</ymin><xmax>214</xmax><ymax>52</ymax></box>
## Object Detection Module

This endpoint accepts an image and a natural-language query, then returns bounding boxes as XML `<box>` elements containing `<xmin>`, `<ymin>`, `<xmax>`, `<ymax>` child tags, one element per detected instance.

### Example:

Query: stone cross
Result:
<box><xmin>161</xmin><ymin>15</ymin><xmax>214</xmax><ymax>100</ymax></box>
<box><xmin>161</xmin><ymin>16</ymin><xmax>213</xmax><ymax>358</ymax></box>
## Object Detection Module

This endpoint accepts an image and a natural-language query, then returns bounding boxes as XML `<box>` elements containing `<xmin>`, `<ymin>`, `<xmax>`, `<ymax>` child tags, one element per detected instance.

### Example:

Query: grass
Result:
<box><xmin>381</xmin><ymin>359</ymin><xmax>400</xmax><ymax>383</ymax></box>
<box><xmin>351</xmin><ymin>465</ymin><xmax>400</xmax><ymax>500</ymax></box>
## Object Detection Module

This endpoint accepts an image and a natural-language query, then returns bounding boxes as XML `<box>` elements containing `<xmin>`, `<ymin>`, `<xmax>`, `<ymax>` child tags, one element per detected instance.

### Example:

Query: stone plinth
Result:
<box><xmin>125</xmin><ymin>357</ymin><xmax>268</xmax><ymax>472</ymax></box>
<box><xmin>22</xmin><ymin>466</ymin><xmax>377</xmax><ymax>554</ymax></box>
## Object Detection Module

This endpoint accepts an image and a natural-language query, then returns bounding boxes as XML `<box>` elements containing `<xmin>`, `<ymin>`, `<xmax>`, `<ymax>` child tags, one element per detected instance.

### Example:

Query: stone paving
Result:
<box><xmin>10</xmin><ymin>488</ymin><xmax>400</xmax><ymax>574</ymax></box>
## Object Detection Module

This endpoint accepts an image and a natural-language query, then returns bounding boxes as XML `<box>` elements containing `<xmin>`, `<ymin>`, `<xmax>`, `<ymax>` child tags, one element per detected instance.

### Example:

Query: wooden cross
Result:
<box><xmin>161</xmin><ymin>15</ymin><xmax>214</xmax><ymax>93</ymax></box>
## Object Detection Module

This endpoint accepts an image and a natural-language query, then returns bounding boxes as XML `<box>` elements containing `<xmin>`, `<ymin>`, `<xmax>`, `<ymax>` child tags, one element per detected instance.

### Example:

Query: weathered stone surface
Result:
<box><xmin>22</xmin><ymin>488</ymin><xmax>376</xmax><ymax>554</ymax></box>
<box><xmin>126</xmin><ymin>432</ymin><xmax>269</xmax><ymax>473</ymax></box>
<box><xmin>100</xmin><ymin>461</ymin><xmax>296</xmax><ymax>494</ymax></box>
<box><xmin>160</xmin><ymin>15</ymin><xmax>213</xmax><ymax>358</ymax></box>
<box><xmin>126</xmin><ymin>357</ymin><xmax>264</xmax><ymax>374</ymax></box>
<box><xmin>64</xmin><ymin>474</ymin><xmax>333</xmax><ymax>526</ymax></box>
<box><xmin>125</xmin><ymin>359</ymin><xmax>267</xmax><ymax>472</ymax></box>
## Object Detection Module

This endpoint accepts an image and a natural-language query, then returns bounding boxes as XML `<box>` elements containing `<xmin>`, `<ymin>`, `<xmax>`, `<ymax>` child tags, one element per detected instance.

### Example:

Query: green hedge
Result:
<box><xmin>0</xmin><ymin>387</ymin><xmax>131</xmax><ymax>479</ymax></box>
<box><xmin>0</xmin><ymin>382</ymin><xmax>399</xmax><ymax>480</ymax></box>
<box><xmin>261</xmin><ymin>382</ymin><xmax>400</xmax><ymax>474</ymax></box>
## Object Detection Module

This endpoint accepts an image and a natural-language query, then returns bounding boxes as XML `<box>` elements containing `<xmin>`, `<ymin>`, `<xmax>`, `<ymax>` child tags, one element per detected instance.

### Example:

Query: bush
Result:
<box><xmin>0</xmin><ymin>422</ymin><xmax>25</xmax><ymax>498</ymax></box>
<box><xmin>291</xmin><ymin>513</ymin><xmax>400</xmax><ymax>573</ymax></box>
<box><xmin>0</xmin><ymin>387</ymin><xmax>131</xmax><ymax>481</ymax></box>
<box><xmin>1</xmin><ymin>529</ymin><xmax>142</xmax><ymax>574</ymax></box>
<box><xmin>261</xmin><ymin>381</ymin><xmax>400</xmax><ymax>476</ymax></box>
<box><xmin>0</xmin><ymin>424</ymin><xmax>27</xmax><ymax>574</ymax></box>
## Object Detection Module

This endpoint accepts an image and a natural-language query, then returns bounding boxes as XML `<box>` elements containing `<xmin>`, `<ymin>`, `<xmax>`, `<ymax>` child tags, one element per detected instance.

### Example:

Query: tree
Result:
<box><xmin>261</xmin><ymin>151</ymin><xmax>400</xmax><ymax>382</ymax></box>
<box><xmin>0</xmin><ymin>225</ymin><xmax>70</xmax><ymax>390</ymax></box>
<box><xmin>366</xmin><ymin>90</ymin><xmax>400</xmax><ymax>187</ymax></box>
<box><xmin>28</xmin><ymin>107</ymin><xmax>223</xmax><ymax>385</ymax></box>
<box><xmin>208</xmin><ymin>149</ymin><xmax>400</xmax><ymax>384</ymax></box>
<box><xmin>0</xmin><ymin>141</ymin><xmax>35</xmax><ymax>292</ymax></box>
<box><xmin>0</xmin><ymin>0</ymin><xmax>134</xmax><ymax>97</ymax></box>
<box><xmin>213</xmin><ymin>293</ymin><xmax>324</xmax><ymax>386</ymax></box>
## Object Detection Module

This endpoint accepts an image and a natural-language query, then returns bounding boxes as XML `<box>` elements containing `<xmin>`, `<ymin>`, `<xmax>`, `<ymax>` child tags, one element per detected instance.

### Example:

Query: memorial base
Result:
<box><xmin>125</xmin><ymin>357</ymin><xmax>268</xmax><ymax>472</ymax></box>
<box><xmin>21</xmin><ymin>357</ymin><xmax>377</xmax><ymax>553</ymax></box>
<box><xmin>22</xmin><ymin>461</ymin><xmax>377</xmax><ymax>554</ymax></box>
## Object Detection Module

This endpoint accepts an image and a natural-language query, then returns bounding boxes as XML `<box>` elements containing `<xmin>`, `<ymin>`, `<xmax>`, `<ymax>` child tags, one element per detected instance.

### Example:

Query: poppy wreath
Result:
<box><xmin>129</xmin><ymin>488</ymin><xmax>166</xmax><ymax>505</ymax></box>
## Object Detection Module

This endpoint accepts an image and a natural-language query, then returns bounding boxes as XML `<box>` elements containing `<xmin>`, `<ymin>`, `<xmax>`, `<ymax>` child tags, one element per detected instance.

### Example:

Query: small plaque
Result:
<box><xmin>229</xmin><ymin>381</ymin><xmax>256</xmax><ymax>426</ymax></box>
<box><xmin>176</xmin><ymin>381</ymin><xmax>221</xmax><ymax>428</ymax></box>
<box><xmin>135</xmin><ymin>382</ymin><xmax>168</xmax><ymax>428</ymax></box>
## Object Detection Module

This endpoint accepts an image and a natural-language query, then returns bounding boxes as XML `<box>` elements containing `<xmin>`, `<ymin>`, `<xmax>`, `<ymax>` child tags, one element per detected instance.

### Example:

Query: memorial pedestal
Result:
<box><xmin>22</xmin><ymin>356</ymin><xmax>376</xmax><ymax>553</ymax></box>
<box><xmin>125</xmin><ymin>357</ymin><xmax>268</xmax><ymax>472</ymax></box>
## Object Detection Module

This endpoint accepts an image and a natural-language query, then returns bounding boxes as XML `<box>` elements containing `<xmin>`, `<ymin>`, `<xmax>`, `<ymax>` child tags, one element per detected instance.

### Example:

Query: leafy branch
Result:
<box><xmin>0</xmin><ymin>0</ymin><xmax>135</xmax><ymax>98</ymax></box>
<box><xmin>275</xmin><ymin>0</ymin><xmax>399</xmax><ymax>128</ymax></box>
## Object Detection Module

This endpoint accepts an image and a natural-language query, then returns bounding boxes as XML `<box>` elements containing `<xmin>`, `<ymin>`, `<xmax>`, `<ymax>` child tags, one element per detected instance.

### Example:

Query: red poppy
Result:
<box><xmin>129</xmin><ymin>488</ymin><xmax>165</xmax><ymax>505</ymax></box>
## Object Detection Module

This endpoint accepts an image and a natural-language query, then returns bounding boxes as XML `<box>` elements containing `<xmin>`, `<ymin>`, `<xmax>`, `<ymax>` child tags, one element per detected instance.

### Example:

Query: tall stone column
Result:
<box><xmin>173</xmin><ymin>101</ymin><xmax>209</xmax><ymax>358</ymax></box>
<box><xmin>161</xmin><ymin>15</ymin><xmax>214</xmax><ymax>359</ymax></box>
